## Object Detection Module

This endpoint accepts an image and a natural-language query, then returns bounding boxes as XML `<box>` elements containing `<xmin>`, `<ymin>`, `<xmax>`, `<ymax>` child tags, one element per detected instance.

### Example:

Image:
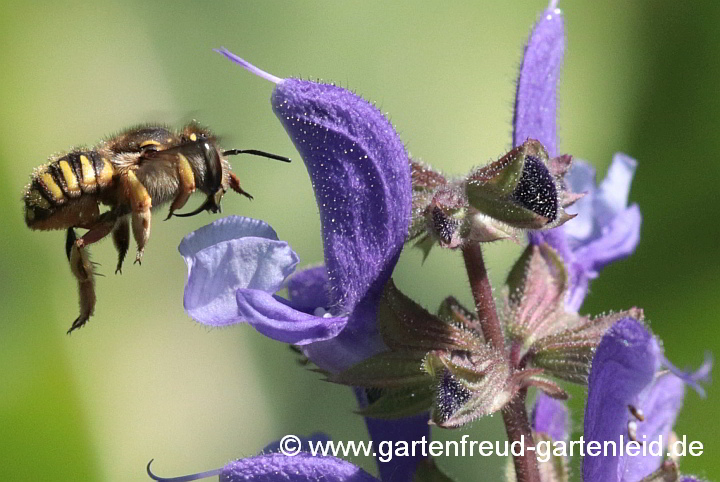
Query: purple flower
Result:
<box><xmin>180</xmin><ymin>216</ymin><xmax>345</xmax><ymax>344</ymax></box>
<box><xmin>147</xmin><ymin>434</ymin><xmax>380</xmax><ymax>482</ymax></box>
<box><xmin>513</xmin><ymin>3</ymin><xmax>564</xmax><ymax>158</ymax></box>
<box><xmin>583</xmin><ymin>318</ymin><xmax>711</xmax><ymax>482</ymax></box>
<box><xmin>531</xmin><ymin>392</ymin><xmax>569</xmax><ymax>443</ymax></box>
<box><xmin>183</xmin><ymin>49</ymin><xmax>412</xmax><ymax>374</ymax></box>
<box><xmin>514</xmin><ymin>3</ymin><xmax>641</xmax><ymax>312</ymax></box>
<box><xmin>180</xmin><ymin>50</ymin><xmax>426</xmax><ymax>482</ymax></box>
<box><xmin>540</xmin><ymin>157</ymin><xmax>642</xmax><ymax>312</ymax></box>
<box><xmin>530</xmin><ymin>391</ymin><xmax>571</xmax><ymax>480</ymax></box>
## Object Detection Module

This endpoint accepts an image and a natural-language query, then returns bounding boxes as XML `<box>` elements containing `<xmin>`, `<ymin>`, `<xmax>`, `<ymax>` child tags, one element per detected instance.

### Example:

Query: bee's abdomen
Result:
<box><xmin>24</xmin><ymin>150</ymin><xmax>115</xmax><ymax>229</ymax></box>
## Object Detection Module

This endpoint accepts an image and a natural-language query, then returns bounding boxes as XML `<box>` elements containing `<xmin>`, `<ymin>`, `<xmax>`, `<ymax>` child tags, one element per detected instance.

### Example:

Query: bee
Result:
<box><xmin>23</xmin><ymin>123</ymin><xmax>291</xmax><ymax>333</ymax></box>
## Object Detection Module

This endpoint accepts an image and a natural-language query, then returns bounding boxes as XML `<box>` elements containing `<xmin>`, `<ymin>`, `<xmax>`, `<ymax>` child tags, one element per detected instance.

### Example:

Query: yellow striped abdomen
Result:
<box><xmin>24</xmin><ymin>151</ymin><xmax>115</xmax><ymax>230</ymax></box>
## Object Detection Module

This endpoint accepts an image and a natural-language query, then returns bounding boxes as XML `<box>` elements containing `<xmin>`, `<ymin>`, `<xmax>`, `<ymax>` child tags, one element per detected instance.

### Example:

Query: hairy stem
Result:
<box><xmin>462</xmin><ymin>242</ymin><xmax>540</xmax><ymax>482</ymax></box>
<box><xmin>502</xmin><ymin>390</ymin><xmax>539</xmax><ymax>482</ymax></box>
<box><xmin>462</xmin><ymin>242</ymin><xmax>505</xmax><ymax>350</ymax></box>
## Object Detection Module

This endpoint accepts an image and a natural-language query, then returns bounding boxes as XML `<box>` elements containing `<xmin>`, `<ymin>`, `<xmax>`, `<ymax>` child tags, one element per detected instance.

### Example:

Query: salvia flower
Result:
<box><xmin>180</xmin><ymin>216</ymin><xmax>345</xmax><ymax>345</ymax></box>
<box><xmin>583</xmin><ymin>318</ymin><xmax>710</xmax><ymax>482</ymax></box>
<box><xmin>184</xmin><ymin>48</ymin><xmax>412</xmax><ymax>374</ymax></box>
<box><xmin>527</xmin><ymin>392</ymin><xmax>570</xmax><ymax>482</ymax></box>
<box><xmin>180</xmin><ymin>50</ymin><xmax>428</xmax><ymax>482</ymax></box>
<box><xmin>408</xmin><ymin>4</ymin><xmax>577</xmax><ymax>255</ymax></box>
<box><xmin>530</xmin><ymin>156</ymin><xmax>642</xmax><ymax>312</ymax></box>
<box><xmin>515</xmin><ymin>6</ymin><xmax>641</xmax><ymax>313</ymax></box>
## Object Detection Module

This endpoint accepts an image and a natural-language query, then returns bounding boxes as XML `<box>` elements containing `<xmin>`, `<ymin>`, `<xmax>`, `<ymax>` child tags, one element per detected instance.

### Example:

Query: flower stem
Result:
<box><xmin>502</xmin><ymin>390</ymin><xmax>539</xmax><ymax>482</ymax></box>
<box><xmin>462</xmin><ymin>241</ymin><xmax>540</xmax><ymax>482</ymax></box>
<box><xmin>462</xmin><ymin>242</ymin><xmax>505</xmax><ymax>350</ymax></box>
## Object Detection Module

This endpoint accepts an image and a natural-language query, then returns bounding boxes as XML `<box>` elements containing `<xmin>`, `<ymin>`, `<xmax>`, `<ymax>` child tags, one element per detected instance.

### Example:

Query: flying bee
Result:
<box><xmin>23</xmin><ymin>122</ymin><xmax>291</xmax><ymax>334</ymax></box>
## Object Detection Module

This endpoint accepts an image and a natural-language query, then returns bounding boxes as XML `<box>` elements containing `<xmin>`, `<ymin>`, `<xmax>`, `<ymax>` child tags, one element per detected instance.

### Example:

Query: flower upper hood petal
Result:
<box><xmin>272</xmin><ymin>78</ymin><xmax>412</xmax><ymax>333</ymax></box>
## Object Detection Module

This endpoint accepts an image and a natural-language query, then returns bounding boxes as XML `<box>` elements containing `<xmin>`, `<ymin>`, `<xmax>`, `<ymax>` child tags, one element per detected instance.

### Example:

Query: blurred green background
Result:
<box><xmin>1</xmin><ymin>0</ymin><xmax>717</xmax><ymax>480</ymax></box>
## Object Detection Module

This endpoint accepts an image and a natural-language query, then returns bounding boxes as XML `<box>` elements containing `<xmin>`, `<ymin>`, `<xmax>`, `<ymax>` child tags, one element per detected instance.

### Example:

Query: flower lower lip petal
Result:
<box><xmin>237</xmin><ymin>289</ymin><xmax>348</xmax><ymax>345</ymax></box>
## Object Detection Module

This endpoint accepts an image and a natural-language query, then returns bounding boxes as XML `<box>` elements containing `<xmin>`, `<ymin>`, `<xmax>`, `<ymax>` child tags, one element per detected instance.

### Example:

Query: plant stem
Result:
<box><xmin>502</xmin><ymin>390</ymin><xmax>539</xmax><ymax>482</ymax></box>
<box><xmin>462</xmin><ymin>242</ymin><xmax>505</xmax><ymax>350</ymax></box>
<box><xmin>462</xmin><ymin>241</ymin><xmax>540</xmax><ymax>482</ymax></box>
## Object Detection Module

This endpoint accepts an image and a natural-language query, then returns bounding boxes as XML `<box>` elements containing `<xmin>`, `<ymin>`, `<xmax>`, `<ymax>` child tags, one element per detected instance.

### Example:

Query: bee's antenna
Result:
<box><xmin>223</xmin><ymin>149</ymin><xmax>291</xmax><ymax>163</ymax></box>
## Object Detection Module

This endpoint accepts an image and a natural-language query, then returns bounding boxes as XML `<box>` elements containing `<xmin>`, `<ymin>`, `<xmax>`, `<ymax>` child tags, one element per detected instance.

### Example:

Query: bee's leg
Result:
<box><xmin>165</xmin><ymin>153</ymin><xmax>196</xmax><ymax>220</ymax></box>
<box><xmin>66</xmin><ymin>215</ymin><xmax>116</xmax><ymax>334</ymax></box>
<box><xmin>112</xmin><ymin>217</ymin><xmax>130</xmax><ymax>274</ymax></box>
<box><xmin>122</xmin><ymin>170</ymin><xmax>152</xmax><ymax>265</ymax></box>
<box><xmin>67</xmin><ymin>239</ymin><xmax>95</xmax><ymax>334</ymax></box>
<box><xmin>228</xmin><ymin>171</ymin><xmax>254</xmax><ymax>200</ymax></box>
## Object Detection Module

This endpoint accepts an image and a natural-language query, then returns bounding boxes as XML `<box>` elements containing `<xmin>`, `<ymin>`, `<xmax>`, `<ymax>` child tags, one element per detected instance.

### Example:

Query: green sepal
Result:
<box><xmin>412</xmin><ymin>234</ymin><xmax>436</xmax><ymax>263</ymax></box>
<box><xmin>468</xmin><ymin>142</ymin><xmax>530</xmax><ymax>197</ymax></box>
<box><xmin>436</xmin><ymin>296</ymin><xmax>482</xmax><ymax>337</ymax></box>
<box><xmin>530</xmin><ymin>308</ymin><xmax>644</xmax><ymax>384</ymax></box>
<box><xmin>424</xmin><ymin>350</ymin><xmax>511</xmax><ymax>428</ymax></box>
<box><xmin>330</xmin><ymin>351</ymin><xmax>430</xmax><ymax>388</ymax></box>
<box><xmin>503</xmin><ymin>243</ymin><xmax>645</xmax><ymax>386</ymax></box>
<box><xmin>411</xmin><ymin>160</ymin><xmax>447</xmax><ymax>192</ymax></box>
<box><xmin>465</xmin><ymin>192</ymin><xmax>549</xmax><ymax>229</ymax></box>
<box><xmin>466</xmin><ymin>140</ymin><xmax>553</xmax><ymax>229</ymax></box>
<box><xmin>505</xmin><ymin>243</ymin><xmax>568</xmax><ymax>347</ymax></box>
<box><xmin>379</xmin><ymin>280</ymin><xmax>482</xmax><ymax>352</ymax></box>
<box><xmin>358</xmin><ymin>385</ymin><xmax>435</xmax><ymax>419</ymax></box>
<box><xmin>424</xmin><ymin>351</ymin><xmax>498</xmax><ymax>388</ymax></box>
<box><xmin>506</xmin><ymin>243</ymin><xmax>567</xmax><ymax>302</ymax></box>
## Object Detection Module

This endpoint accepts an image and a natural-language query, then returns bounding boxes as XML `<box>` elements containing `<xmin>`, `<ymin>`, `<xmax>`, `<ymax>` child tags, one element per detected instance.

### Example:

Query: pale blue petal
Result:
<box><xmin>574</xmin><ymin>204</ymin><xmax>642</xmax><ymax>274</ymax></box>
<box><xmin>596</xmin><ymin>153</ymin><xmax>637</xmax><ymax>220</ymax></box>
<box><xmin>180</xmin><ymin>216</ymin><xmax>299</xmax><ymax>327</ymax></box>
<box><xmin>562</xmin><ymin>160</ymin><xmax>596</xmax><ymax>240</ymax></box>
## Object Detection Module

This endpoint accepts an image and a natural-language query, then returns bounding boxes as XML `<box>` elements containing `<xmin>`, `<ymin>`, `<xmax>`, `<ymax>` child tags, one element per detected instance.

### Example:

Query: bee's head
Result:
<box><xmin>115</xmin><ymin>123</ymin><xmax>290</xmax><ymax>219</ymax></box>
<box><xmin>168</xmin><ymin>123</ymin><xmax>229</xmax><ymax>217</ymax></box>
<box><xmin>172</xmin><ymin>123</ymin><xmax>291</xmax><ymax>218</ymax></box>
